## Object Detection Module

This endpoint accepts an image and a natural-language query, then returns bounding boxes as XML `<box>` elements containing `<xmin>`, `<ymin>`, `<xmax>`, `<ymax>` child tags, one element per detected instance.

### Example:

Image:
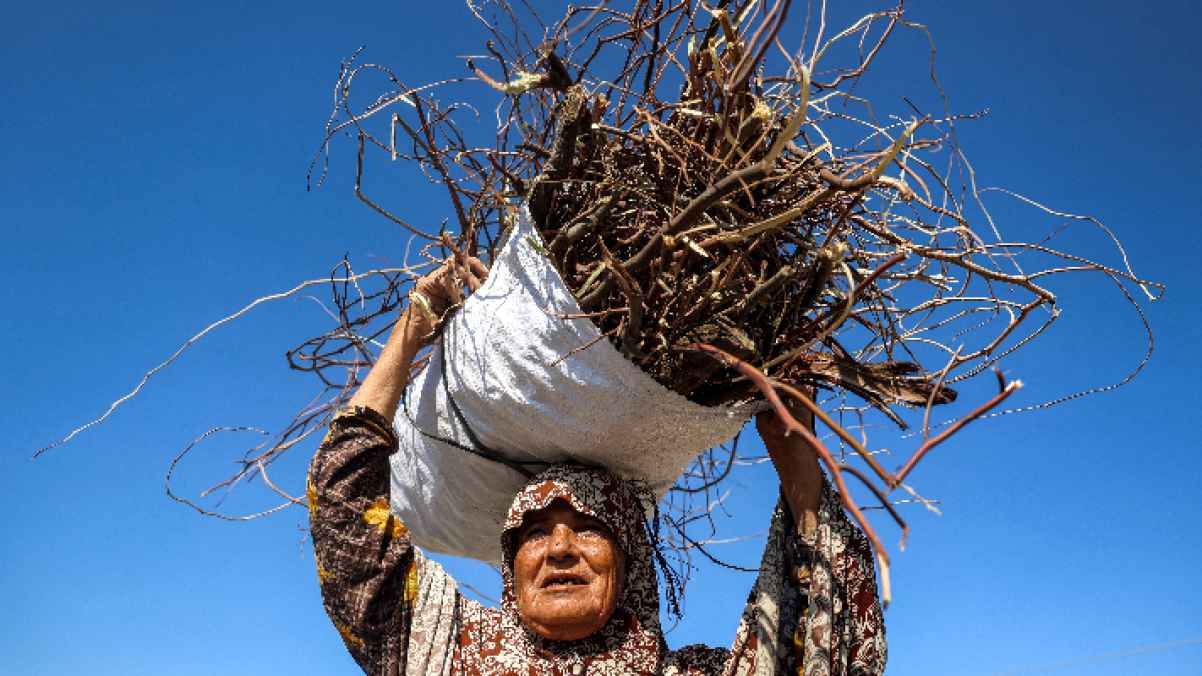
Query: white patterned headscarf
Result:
<box><xmin>492</xmin><ymin>465</ymin><xmax>666</xmax><ymax>673</ymax></box>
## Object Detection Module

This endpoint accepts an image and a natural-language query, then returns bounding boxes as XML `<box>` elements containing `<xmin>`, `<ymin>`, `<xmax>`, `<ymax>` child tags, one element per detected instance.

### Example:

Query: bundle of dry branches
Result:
<box><xmin>39</xmin><ymin>0</ymin><xmax>1162</xmax><ymax>605</ymax></box>
<box><xmin>305</xmin><ymin>0</ymin><xmax>1159</xmax><ymax>415</ymax></box>
<box><xmin>301</xmin><ymin>0</ymin><xmax>1163</xmax><ymax>600</ymax></box>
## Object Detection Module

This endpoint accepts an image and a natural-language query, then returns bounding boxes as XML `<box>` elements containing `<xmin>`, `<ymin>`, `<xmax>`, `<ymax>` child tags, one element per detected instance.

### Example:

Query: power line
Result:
<box><xmin>989</xmin><ymin>636</ymin><xmax>1202</xmax><ymax>675</ymax></box>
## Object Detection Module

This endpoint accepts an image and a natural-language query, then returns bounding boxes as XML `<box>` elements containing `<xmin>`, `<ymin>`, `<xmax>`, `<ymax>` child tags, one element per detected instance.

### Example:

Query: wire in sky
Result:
<box><xmin>988</xmin><ymin>636</ymin><xmax>1202</xmax><ymax>675</ymax></box>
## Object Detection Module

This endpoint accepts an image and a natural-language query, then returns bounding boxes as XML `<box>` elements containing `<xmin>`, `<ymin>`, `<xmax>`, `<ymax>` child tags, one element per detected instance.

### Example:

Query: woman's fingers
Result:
<box><xmin>452</xmin><ymin>259</ymin><xmax>482</xmax><ymax>292</ymax></box>
<box><xmin>440</xmin><ymin>232</ymin><xmax>488</xmax><ymax>292</ymax></box>
<box><xmin>448</xmin><ymin>253</ymin><xmax>488</xmax><ymax>293</ymax></box>
<box><xmin>413</xmin><ymin>232</ymin><xmax>491</xmax><ymax>308</ymax></box>
<box><xmin>414</xmin><ymin>257</ymin><xmax>489</xmax><ymax>310</ymax></box>
<box><xmin>413</xmin><ymin>263</ymin><xmax>455</xmax><ymax>307</ymax></box>
<box><xmin>435</xmin><ymin>264</ymin><xmax>464</xmax><ymax>304</ymax></box>
<box><xmin>466</xmin><ymin>257</ymin><xmax>489</xmax><ymax>282</ymax></box>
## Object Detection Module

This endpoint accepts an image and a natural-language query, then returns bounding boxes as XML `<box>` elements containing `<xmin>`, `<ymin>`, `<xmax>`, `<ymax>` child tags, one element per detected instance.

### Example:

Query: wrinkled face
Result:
<box><xmin>513</xmin><ymin>499</ymin><xmax>626</xmax><ymax>641</ymax></box>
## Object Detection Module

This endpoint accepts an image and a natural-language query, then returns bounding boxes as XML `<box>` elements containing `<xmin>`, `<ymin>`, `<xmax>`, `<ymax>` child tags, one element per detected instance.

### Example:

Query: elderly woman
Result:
<box><xmin>308</xmin><ymin>261</ymin><xmax>886</xmax><ymax>675</ymax></box>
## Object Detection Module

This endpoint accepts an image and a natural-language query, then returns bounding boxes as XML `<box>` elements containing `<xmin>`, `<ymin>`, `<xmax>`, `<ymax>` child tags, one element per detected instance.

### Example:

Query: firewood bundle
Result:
<box><xmin>520</xmin><ymin>53</ymin><xmax>954</xmax><ymax>420</ymax></box>
<box><xmin>127</xmin><ymin>0</ymin><xmax>1151</xmax><ymax>600</ymax></box>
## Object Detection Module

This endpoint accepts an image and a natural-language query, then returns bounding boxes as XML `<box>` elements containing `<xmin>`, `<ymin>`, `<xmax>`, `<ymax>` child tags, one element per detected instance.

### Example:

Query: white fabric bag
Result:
<box><xmin>391</xmin><ymin>206</ymin><xmax>758</xmax><ymax>563</ymax></box>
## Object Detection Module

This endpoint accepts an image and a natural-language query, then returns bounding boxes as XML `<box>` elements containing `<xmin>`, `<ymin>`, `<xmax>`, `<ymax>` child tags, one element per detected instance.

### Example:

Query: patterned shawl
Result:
<box><xmin>309</xmin><ymin>408</ymin><xmax>884</xmax><ymax>676</ymax></box>
<box><xmin>406</xmin><ymin>464</ymin><xmax>845</xmax><ymax>675</ymax></box>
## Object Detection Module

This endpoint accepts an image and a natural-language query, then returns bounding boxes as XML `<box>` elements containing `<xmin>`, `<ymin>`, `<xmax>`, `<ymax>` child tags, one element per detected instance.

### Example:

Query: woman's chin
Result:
<box><xmin>529</xmin><ymin>620</ymin><xmax>603</xmax><ymax>642</ymax></box>
<box><xmin>522</xmin><ymin>593</ymin><xmax>610</xmax><ymax>640</ymax></box>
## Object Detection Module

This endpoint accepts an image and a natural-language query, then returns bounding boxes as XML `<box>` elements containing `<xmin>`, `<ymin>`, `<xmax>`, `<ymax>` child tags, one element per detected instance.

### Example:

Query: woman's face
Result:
<box><xmin>513</xmin><ymin>499</ymin><xmax>626</xmax><ymax>641</ymax></box>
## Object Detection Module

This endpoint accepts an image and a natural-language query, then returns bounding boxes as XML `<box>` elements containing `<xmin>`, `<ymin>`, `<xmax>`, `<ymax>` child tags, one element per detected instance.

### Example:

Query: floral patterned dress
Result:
<box><xmin>308</xmin><ymin>406</ymin><xmax>886</xmax><ymax>675</ymax></box>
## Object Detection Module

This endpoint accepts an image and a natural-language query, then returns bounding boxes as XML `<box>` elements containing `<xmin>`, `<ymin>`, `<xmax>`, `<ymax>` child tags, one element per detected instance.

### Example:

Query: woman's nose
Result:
<box><xmin>547</xmin><ymin>523</ymin><xmax>578</xmax><ymax>558</ymax></box>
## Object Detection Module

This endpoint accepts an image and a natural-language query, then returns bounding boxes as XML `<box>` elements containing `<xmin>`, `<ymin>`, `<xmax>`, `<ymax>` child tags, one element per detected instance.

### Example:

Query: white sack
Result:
<box><xmin>391</xmin><ymin>206</ymin><xmax>758</xmax><ymax>564</ymax></box>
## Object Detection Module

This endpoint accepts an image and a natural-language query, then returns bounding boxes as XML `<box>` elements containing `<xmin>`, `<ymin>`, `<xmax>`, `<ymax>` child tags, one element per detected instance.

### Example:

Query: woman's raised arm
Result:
<box><xmin>350</xmin><ymin>256</ymin><xmax>486</xmax><ymax>419</ymax></box>
<box><xmin>757</xmin><ymin>402</ymin><xmax>823</xmax><ymax>539</ymax></box>
<box><xmin>308</xmin><ymin>404</ymin><xmax>413</xmax><ymax>673</ymax></box>
<box><xmin>756</xmin><ymin>401</ymin><xmax>887</xmax><ymax>675</ymax></box>
<box><xmin>309</xmin><ymin>256</ymin><xmax>486</xmax><ymax>674</ymax></box>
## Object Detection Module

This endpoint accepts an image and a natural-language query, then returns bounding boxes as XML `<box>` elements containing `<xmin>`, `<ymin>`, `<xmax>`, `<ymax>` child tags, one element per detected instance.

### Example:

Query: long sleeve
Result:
<box><xmin>790</xmin><ymin>478</ymin><xmax>887</xmax><ymax>676</ymax></box>
<box><xmin>308</xmin><ymin>405</ymin><xmax>416</xmax><ymax>675</ymax></box>
<box><xmin>698</xmin><ymin>477</ymin><xmax>886</xmax><ymax>676</ymax></box>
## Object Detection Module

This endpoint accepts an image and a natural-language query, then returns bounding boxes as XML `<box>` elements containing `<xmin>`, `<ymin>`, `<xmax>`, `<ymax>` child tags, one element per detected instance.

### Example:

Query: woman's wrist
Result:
<box><xmin>348</xmin><ymin>305</ymin><xmax>425</xmax><ymax>418</ymax></box>
<box><xmin>756</xmin><ymin>393</ymin><xmax>823</xmax><ymax>538</ymax></box>
<box><xmin>348</xmin><ymin>256</ymin><xmax>485</xmax><ymax>420</ymax></box>
<box><xmin>393</xmin><ymin>303</ymin><xmax>432</xmax><ymax>358</ymax></box>
<box><xmin>770</xmin><ymin>444</ymin><xmax>822</xmax><ymax>538</ymax></box>
<box><xmin>405</xmin><ymin>289</ymin><xmax>442</xmax><ymax>338</ymax></box>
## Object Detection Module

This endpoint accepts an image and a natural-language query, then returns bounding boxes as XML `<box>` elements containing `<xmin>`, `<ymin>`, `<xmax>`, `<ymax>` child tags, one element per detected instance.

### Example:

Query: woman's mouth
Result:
<box><xmin>541</xmin><ymin>573</ymin><xmax>588</xmax><ymax>589</ymax></box>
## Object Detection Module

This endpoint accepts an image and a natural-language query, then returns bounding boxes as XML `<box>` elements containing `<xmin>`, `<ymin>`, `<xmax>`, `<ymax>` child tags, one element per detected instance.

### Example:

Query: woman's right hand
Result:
<box><xmin>348</xmin><ymin>249</ymin><xmax>488</xmax><ymax>418</ymax></box>
<box><xmin>406</xmin><ymin>250</ymin><xmax>489</xmax><ymax>342</ymax></box>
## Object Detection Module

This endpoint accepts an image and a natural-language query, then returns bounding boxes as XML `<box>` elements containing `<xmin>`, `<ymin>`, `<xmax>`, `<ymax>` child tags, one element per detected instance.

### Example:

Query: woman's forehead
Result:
<box><xmin>522</xmin><ymin>497</ymin><xmax>605</xmax><ymax>526</ymax></box>
<box><xmin>504</xmin><ymin>470</ymin><xmax>642</xmax><ymax>549</ymax></box>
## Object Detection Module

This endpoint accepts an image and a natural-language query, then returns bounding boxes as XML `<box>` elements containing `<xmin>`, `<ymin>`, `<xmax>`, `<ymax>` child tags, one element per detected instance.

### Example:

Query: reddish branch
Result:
<box><xmin>685</xmin><ymin>342</ymin><xmax>894</xmax><ymax>602</ymax></box>
<box><xmin>686</xmin><ymin>342</ymin><xmax>1019</xmax><ymax>605</ymax></box>
<box><xmin>891</xmin><ymin>371</ymin><xmax>1022</xmax><ymax>487</ymax></box>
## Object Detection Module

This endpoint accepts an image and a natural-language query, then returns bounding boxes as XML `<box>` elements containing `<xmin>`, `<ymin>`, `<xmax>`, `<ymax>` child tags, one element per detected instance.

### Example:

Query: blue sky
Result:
<box><xmin>2</xmin><ymin>1</ymin><xmax>1199</xmax><ymax>674</ymax></box>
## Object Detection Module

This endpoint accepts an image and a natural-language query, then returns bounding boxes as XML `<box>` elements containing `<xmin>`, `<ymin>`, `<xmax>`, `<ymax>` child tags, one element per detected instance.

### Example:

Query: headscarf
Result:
<box><xmin>463</xmin><ymin>465</ymin><xmax>666</xmax><ymax>674</ymax></box>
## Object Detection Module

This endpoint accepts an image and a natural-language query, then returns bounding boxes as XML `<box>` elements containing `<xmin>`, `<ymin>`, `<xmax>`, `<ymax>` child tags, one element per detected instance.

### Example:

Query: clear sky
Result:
<box><xmin>2</xmin><ymin>1</ymin><xmax>1199</xmax><ymax>674</ymax></box>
